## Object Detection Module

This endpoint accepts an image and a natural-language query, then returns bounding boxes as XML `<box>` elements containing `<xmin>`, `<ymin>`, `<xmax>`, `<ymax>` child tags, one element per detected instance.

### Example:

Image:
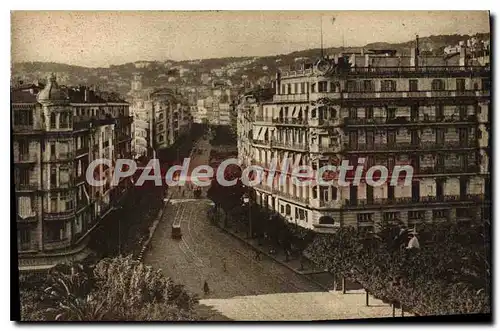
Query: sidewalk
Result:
<box><xmin>213</xmin><ymin>213</ymin><xmax>337</xmax><ymax>291</ymax></box>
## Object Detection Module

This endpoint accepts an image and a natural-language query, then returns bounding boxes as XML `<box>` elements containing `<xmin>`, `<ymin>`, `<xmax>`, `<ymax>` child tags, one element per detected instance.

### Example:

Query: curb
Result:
<box><xmin>136</xmin><ymin>193</ymin><xmax>172</xmax><ymax>262</ymax></box>
<box><xmin>215</xmin><ymin>222</ymin><xmax>332</xmax><ymax>292</ymax></box>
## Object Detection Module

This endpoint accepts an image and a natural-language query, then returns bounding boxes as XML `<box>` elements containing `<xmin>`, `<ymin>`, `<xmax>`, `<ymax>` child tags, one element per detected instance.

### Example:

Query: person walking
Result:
<box><xmin>203</xmin><ymin>280</ymin><xmax>210</xmax><ymax>295</ymax></box>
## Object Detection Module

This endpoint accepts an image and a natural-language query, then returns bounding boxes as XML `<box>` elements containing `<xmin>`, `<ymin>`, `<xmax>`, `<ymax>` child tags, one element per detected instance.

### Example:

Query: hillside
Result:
<box><xmin>11</xmin><ymin>32</ymin><xmax>490</xmax><ymax>97</ymax></box>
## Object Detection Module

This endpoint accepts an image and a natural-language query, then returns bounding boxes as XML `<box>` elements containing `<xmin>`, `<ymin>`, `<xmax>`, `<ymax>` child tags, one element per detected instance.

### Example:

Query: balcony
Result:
<box><xmin>75</xmin><ymin>147</ymin><xmax>89</xmax><ymax>157</ymax></box>
<box><xmin>252</xmin><ymin>182</ymin><xmax>273</xmax><ymax>194</ymax></box>
<box><xmin>418</xmin><ymin>165</ymin><xmax>480</xmax><ymax>175</ymax></box>
<box><xmin>16</xmin><ymin>183</ymin><xmax>38</xmax><ymax>192</ymax></box>
<box><xmin>309</xmin><ymin>92</ymin><xmax>341</xmax><ymax>101</ymax></box>
<box><xmin>308</xmin><ymin>117</ymin><xmax>340</xmax><ymax>127</ymax></box>
<box><xmin>317</xmin><ymin>199</ymin><xmax>342</xmax><ymax>208</ymax></box>
<box><xmin>346</xmin><ymin>194</ymin><xmax>486</xmax><ymax>208</ymax></box>
<box><xmin>343</xmin><ymin>66</ymin><xmax>490</xmax><ymax>76</ymax></box>
<box><xmin>309</xmin><ymin>144</ymin><xmax>340</xmax><ymax>153</ymax></box>
<box><xmin>252</xmin><ymin>140</ymin><xmax>272</xmax><ymax>147</ymax></box>
<box><xmin>13</xmin><ymin>125</ymin><xmax>43</xmax><ymax>135</ymax></box>
<box><xmin>343</xmin><ymin>117</ymin><xmax>386</xmax><ymax>126</ymax></box>
<box><xmin>43</xmin><ymin>238</ymin><xmax>71</xmax><ymax>251</ymax></box>
<box><xmin>342</xmin><ymin>115</ymin><xmax>477</xmax><ymax>127</ymax></box>
<box><xmin>17</xmin><ymin>213</ymin><xmax>37</xmax><ymax>223</ymax></box>
<box><xmin>344</xmin><ymin>140</ymin><xmax>477</xmax><ymax>153</ymax></box>
<box><xmin>45</xmin><ymin>209</ymin><xmax>75</xmax><ymax>221</ymax></box>
<box><xmin>271</xmin><ymin>140</ymin><xmax>308</xmax><ymax>152</ymax></box>
<box><xmin>49</xmin><ymin>152</ymin><xmax>74</xmax><ymax>162</ymax></box>
<box><xmin>341</xmin><ymin>89</ymin><xmax>490</xmax><ymax>100</ymax></box>
<box><xmin>273</xmin><ymin>94</ymin><xmax>309</xmax><ymax>102</ymax></box>
<box><xmin>14</xmin><ymin>153</ymin><xmax>37</xmax><ymax>164</ymax></box>
<box><xmin>272</xmin><ymin>117</ymin><xmax>308</xmax><ymax>126</ymax></box>
<box><xmin>279</xmin><ymin>68</ymin><xmax>313</xmax><ymax>78</ymax></box>
<box><xmin>276</xmin><ymin>190</ymin><xmax>309</xmax><ymax>205</ymax></box>
<box><xmin>254</xmin><ymin>116</ymin><xmax>273</xmax><ymax>123</ymax></box>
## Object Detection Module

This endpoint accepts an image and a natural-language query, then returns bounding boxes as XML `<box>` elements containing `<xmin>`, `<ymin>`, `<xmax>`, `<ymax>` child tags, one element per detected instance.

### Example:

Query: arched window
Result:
<box><xmin>60</xmin><ymin>112</ymin><xmax>69</xmax><ymax>128</ymax></box>
<box><xmin>431</xmin><ymin>79</ymin><xmax>444</xmax><ymax>91</ymax></box>
<box><xmin>50</xmin><ymin>113</ymin><xmax>57</xmax><ymax>129</ymax></box>
<box><xmin>311</xmin><ymin>108</ymin><xmax>317</xmax><ymax>118</ymax></box>
<box><xmin>319</xmin><ymin>216</ymin><xmax>335</xmax><ymax>225</ymax></box>
<box><xmin>332</xmin><ymin>187</ymin><xmax>338</xmax><ymax>200</ymax></box>
<box><xmin>285</xmin><ymin>204</ymin><xmax>291</xmax><ymax>216</ymax></box>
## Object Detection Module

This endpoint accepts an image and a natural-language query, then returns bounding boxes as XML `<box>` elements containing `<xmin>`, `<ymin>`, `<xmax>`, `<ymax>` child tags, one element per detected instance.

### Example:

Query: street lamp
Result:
<box><xmin>243</xmin><ymin>193</ymin><xmax>252</xmax><ymax>239</ymax></box>
<box><xmin>115</xmin><ymin>206</ymin><xmax>123</xmax><ymax>256</ymax></box>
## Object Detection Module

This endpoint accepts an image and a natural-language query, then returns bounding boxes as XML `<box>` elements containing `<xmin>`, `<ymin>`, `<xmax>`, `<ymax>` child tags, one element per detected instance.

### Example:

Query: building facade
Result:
<box><xmin>237</xmin><ymin>41</ymin><xmax>490</xmax><ymax>233</ymax></box>
<box><xmin>127</xmin><ymin>75</ymin><xmax>193</xmax><ymax>157</ymax></box>
<box><xmin>13</xmin><ymin>74</ymin><xmax>134</xmax><ymax>271</ymax></box>
<box><xmin>150</xmin><ymin>88</ymin><xmax>192</xmax><ymax>151</ymax></box>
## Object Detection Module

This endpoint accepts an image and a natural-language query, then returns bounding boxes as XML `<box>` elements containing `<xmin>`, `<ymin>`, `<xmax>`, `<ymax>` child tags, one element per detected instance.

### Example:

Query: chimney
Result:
<box><xmin>412</xmin><ymin>35</ymin><xmax>420</xmax><ymax>68</ymax></box>
<box><xmin>275</xmin><ymin>72</ymin><xmax>281</xmax><ymax>95</ymax></box>
<box><xmin>460</xmin><ymin>45</ymin><xmax>467</xmax><ymax>67</ymax></box>
<box><xmin>84</xmin><ymin>86</ymin><xmax>88</xmax><ymax>102</ymax></box>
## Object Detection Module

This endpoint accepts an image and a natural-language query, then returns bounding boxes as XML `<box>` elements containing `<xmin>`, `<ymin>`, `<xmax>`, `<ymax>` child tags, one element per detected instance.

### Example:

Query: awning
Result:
<box><xmin>258</xmin><ymin>127</ymin><xmax>268</xmax><ymax>141</ymax></box>
<box><xmin>253</xmin><ymin>127</ymin><xmax>262</xmax><ymax>140</ymax></box>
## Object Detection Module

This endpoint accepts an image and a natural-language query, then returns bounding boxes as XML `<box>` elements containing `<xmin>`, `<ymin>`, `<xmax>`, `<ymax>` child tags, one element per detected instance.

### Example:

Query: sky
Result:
<box><xmin>11</xmin><ymin>11</ymin><xmax>490</xmax><ymax>68</ymax></box>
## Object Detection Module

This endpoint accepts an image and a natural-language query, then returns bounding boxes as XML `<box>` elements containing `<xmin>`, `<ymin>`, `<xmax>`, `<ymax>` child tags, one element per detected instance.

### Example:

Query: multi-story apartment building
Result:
<box><xmin>238</xmin><ymin>40</ymin><xmax>490</xmax><ymax>233</ymax></box>
<box><xmin>127</xmin><ymin>75</ymin><xmax>193</xmax><ymax>157</ymax></box>
<box><xmin>13</xmin><ymin>74</ymin><xmax>134</xmax><ymax>270</ymax></box>
<box><xmin>128</xmin><ymin>73</ymin><xmax>154</xmax><ymax>158</ymax></box>
<box><xmin>150</xmin><ymin>88</ymin><xmax>192</xmax><ymax>151</ymax></box>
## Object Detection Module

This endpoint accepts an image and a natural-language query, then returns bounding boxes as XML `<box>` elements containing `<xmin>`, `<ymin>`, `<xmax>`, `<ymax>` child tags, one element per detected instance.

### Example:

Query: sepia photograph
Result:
<box><xmin>10</xmin><ymin>10</ymin><xmax>491</xmax><ymax>322</ymax></box>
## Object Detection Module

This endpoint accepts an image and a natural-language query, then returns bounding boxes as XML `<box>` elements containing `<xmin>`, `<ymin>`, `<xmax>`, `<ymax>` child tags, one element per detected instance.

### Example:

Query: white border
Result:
<box><xmin>2</xmin><ymin>2</ymin><xmax>498</xmax><ymax>329</ymax></box>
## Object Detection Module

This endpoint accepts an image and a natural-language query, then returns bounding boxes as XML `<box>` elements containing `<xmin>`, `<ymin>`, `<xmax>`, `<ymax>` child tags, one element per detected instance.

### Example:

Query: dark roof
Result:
<box><xmin>11</xmin><ymin>89</ymin><xmax>38</xmax><ymax>103</ymax></box>
<box><xmin>65</xmin><ymin>87</ymin><xmax>127</xmax><ymax>103</ymax></box>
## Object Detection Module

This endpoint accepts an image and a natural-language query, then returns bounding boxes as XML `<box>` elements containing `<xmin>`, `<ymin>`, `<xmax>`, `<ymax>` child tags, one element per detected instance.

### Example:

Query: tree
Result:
<box><xmin>20</xmin><ymin>256</ymin><xmax>201</xmax><ymax>321</ymax></box>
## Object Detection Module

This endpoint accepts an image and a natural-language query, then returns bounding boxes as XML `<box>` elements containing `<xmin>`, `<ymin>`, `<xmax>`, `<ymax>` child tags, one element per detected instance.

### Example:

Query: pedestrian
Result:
<box><xmin>203</xmin><ymin>280</ymin><xmax>210</xmax><ymax>295</ymax></box>
<box><xmin>255</xmin><ymin>251</ymin><xmax>261</xmax><ymax>261</ymax></box>
<box><xmin>223</xmin><ymin>260</ymin><xmax>227</xmax><ymax>272</ymax></box>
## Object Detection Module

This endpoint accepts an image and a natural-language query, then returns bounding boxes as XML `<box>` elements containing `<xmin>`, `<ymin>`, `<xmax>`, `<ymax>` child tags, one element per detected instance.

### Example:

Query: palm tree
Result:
<box><xmin>43</xmin><ymin>263</ymin><xmax>108</xmax><ymax>321</ymax></box>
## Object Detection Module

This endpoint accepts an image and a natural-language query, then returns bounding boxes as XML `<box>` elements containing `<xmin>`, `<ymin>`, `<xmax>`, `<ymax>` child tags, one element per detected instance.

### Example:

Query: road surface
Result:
<box><xmin>144</xmin><ymin>137</ymin><xmax>399</xmax><ymax>320</ymax></box>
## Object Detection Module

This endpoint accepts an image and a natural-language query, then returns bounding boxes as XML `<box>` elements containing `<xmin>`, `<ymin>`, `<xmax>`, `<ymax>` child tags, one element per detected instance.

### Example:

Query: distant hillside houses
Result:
<box><xmin>444</xmin><ymin>37</ymin><xmax>490</xmax><ymax>55</ymax></box>
<box><xmin>134</xmin><ymin>61</ymin><xmax>153</xmax><ymax>69</ymax></box>
<box><xmin>211</xmin><ymin>68</ymin><xmax>225</xmax><ymax>77</ymax></box>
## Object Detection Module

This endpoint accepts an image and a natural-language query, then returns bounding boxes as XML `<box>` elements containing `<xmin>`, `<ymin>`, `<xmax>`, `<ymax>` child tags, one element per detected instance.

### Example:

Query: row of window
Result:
<box><xmin>348</xmin><ymin>127</ymin><xmax>473</xmax><ymax>145</ymax></box>
<box><xmin>280</xmin><ymin>78</ymin><xmax>490</xmax><ymax>94</ymax></box>
<box><xmin>49</xmin><ymin>112</ymin><xmax>72</xmax><ymax>129</ymax></box>
<box><xmin>279</xmin><ymin>203</ymin><xmax>308</xmax><ymax>222</ymax></box>
<box><xmin>75</xmin><ymin>106</ymin><xmax>127</xmax><ymax>118</ymax></box>
<box><xmin>357</xmin><ymin>209</ymin><xmax>465</xmax><ymax>223</ymax></box>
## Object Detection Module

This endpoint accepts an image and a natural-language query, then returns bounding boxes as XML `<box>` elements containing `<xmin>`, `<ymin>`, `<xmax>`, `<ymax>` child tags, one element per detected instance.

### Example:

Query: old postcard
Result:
<box><xmin>11</xmin><ymin>11</ymin><xmax>491</xmax><ymax>321</ymax></box>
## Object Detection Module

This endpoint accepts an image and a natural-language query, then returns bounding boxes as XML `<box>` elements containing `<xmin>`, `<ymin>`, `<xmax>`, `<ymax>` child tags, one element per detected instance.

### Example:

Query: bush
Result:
<box><xmin>19</xmin><ymin>256</ymin><xmax>201</xmax><ymax>321</ymax></box>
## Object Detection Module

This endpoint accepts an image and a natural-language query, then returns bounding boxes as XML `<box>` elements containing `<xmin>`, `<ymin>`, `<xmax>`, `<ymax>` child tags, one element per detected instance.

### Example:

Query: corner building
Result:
<box><xmin>241</xmin><ymin>42</ymin><xmax>490</xmax><ymax>233</ymax></box>
<box><xmin>12</xmin><ymin>74</ymin><xmax>133</xmax><ymax>271</ymax></box>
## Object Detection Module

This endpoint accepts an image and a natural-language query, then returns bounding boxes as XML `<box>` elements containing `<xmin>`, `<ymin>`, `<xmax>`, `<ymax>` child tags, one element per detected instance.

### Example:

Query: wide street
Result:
<box><xmin>144</xmin><ymin>137</ymin><xmax>399</xmax><ymax>320</ymax></box>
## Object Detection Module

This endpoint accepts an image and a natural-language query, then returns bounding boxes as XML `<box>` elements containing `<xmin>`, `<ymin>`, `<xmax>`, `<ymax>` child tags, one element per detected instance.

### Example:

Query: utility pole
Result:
<box><xmin>118</xmin><ymin>217</ymin><xmax>121</xmax><ymax>256</ymax></box>
<box><xmin>248</xmin><ymin>198</ymin><xmax>252</xmax><ymax>239</ymax></box>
